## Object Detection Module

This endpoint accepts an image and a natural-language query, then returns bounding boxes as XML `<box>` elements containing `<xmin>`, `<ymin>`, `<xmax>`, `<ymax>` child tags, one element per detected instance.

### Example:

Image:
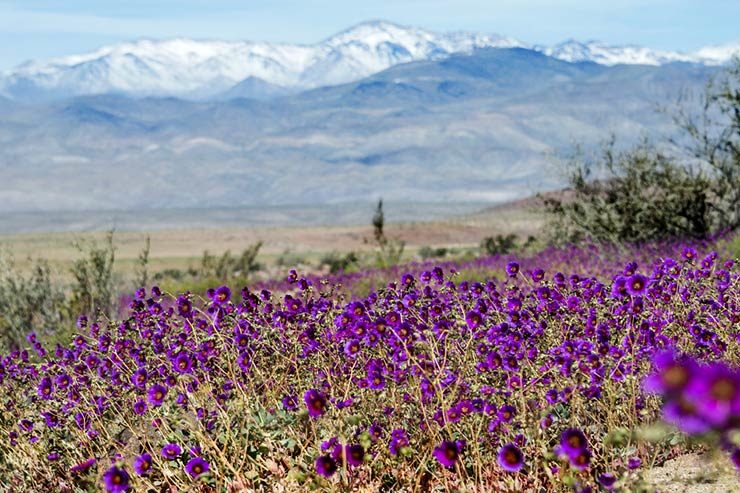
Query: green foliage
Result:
<box><xmin>545</xmin><ymin>59</ymin><xmax>740</xmax><ymax>245</ymax></box>
<box><xmin>68</xmin><ymin>230</ymin><xmax>117</xmax><ymax>319</ymax></box>
<box><xmin>480</xmin><ymin>234</ymin><xmax>518</xmax><ymax>255</ymax></box>
<box><xmin>276</xmin><ymin>250</ymin><xmax>307</xmax><ymax>268</ymax></box>
<box><xmin>153</xmin><ymin>267</ymin><xmax>194</xmax><ymax>282</ymax></box>
<box><xmin>480</xmin><ymin>234</ymin><xmax>537</xmax><ymax>256</ymax></box>
<box><xmin>418</xmin><ymin>246</ymin><xmax>449</xmax><ymax>259</ymax></box>
<box><xmin>673</xmin><ymin>59</ymin><xmax>740</xmax><ymax>233</ymax></box>
<box><xmin>544</xmin><ymin>139</ymin><xmax>714</xmax><ymax>245</ymax></box>
<box><xmin>200</xmin><ymin>241</ymin><xmax>263</xmax><ymax>280</ymax></box>
<box><xmin>723</xmin><ymin>234</ymin><xmax>740</xmax><ymax>260</ymax></box>
<box><xmin>319</xmin><ymin>251</ymin><xmax>359</xmax><ymax>274</ymax></box>
<box><xmin>0</xmin><ymin>254</ymin><xmax>66</xmax><ymax>350</ymax></box>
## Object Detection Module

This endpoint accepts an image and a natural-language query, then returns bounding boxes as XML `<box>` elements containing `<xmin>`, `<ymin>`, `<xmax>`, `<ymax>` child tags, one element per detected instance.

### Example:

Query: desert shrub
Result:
<box><xmin>480</xmin><ymin>234</ymin><xmax>537</xmax><ymax>256</ymax></box>
<box><xmin>545</xmin><ymin>59</ymin><xmax>740</xmax><ymax>245</ymax></box>
<box><xmin>673</xmin><ymin>58</ymin><xmax>740</xmax><ymax>232</ymax></box>
<box><xmin>544</xmin><ymin>139</ymin><xmax>714</xmax><ymax>244</ymax></box>
<box><xmin>480</xmin><ymin>234</ymin><xmax>519</xmax><ymax>255</ymax></box>
<box><xmin>200</xmin><ymin>241</ymin><xmax>263</xmax><ymax>280</ymax></box>
<box><xmin>0</xmin><ymin>254</ymin><xmax>66</xmax><ymax>349</ymax></box>
<box><xmin>419</xmin><ymin>245</ymin><xmax>449</xmax><ymax>259</ymax></box>
<box><xmin>68</xmin><ymin>230</ymin><xmax>117</xmax><ymax>319</ymax></box>
<box><xmin>153</xmin><ymin>268</ymin><xmax>189</xmax><ymax>282</ymax></box>
<box><xmin>276</xmin><ymin>250</ymin><xmax>307</xmax><ymax>268</ymax></box>
<box><xmin>319</xmin><ymin>251</ymin><xmax>359</xmax><ymax>274</ymax></box>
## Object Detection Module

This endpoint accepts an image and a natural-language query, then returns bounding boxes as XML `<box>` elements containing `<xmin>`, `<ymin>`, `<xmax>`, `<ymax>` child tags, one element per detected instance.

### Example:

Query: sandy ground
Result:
<box><xmin>645</xmin><ymin>453</ymin><xmax>739</xmax><ymax>493</ymax></box>
<box><xmin>0</xmin><ymin>202</ymin><xmax>545</xmax><ymax>274</ymax></box>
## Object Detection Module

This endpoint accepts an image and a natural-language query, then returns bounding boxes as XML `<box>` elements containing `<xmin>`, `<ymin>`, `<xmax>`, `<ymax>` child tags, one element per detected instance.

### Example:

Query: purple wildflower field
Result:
<box><xmin>1</xmin><ymin>238</ymin><xmax>738</xmax><ymax>492</ymax></box>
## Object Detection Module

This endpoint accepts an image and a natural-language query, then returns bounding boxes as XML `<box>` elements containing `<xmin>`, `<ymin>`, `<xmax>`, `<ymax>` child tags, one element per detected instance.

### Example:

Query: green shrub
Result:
<box><xmin>543</xmin><ymin>139</ymin><xmax>714</xmax><ymax>244</ymax></box>
<box><xmin>68</xmin><ymin>230</ymin><xmax>117</xmax><ymax>319</ymax></box>
<box><xmin>276</xmin><ymin>250</ymin><xmax>307</xmax><ymax>268</ymax></box>
<box><xmin>418</xmin><ymin>246</ymin><xmax>449</xmax><ymax>259</ymax></box>
<box><xmin>200</xmin><ymin>241</ymin><xmax>263</xmax><ymax>280</ymax></box>
<box><xmin>480</xmin><ymin>234</ymin><xmax>519</xmax><ymax>255</ymax></box>
<box><xmin>544</xmin><ymin>59</ymin><xmax>740</xmax><ymax>244</ymax></box>
<box><xmin>0</xmin><ymin>254</ymin><xmax>67</xmax><ymax>350</ymax></box>
<box><xmin>319</xmin><ymin>251</ymin><xmax>359</xmax><ymax>274</ymax></box>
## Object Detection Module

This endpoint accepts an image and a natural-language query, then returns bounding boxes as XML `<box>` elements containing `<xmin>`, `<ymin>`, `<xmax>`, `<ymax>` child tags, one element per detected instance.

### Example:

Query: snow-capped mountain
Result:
<box><xmin>0</xmin><ymin>20</ymin><xmax>737</xmax><ymax>101</ymax></box>
<box><xmin>540</xmin><ymin>40</ymin><xmax>696</xmax><ymax>66</ymax></box>
<box><xmin>0</xmin><ymin>21</ymin><xmax>522</xmax><ymax>101</ymax></box>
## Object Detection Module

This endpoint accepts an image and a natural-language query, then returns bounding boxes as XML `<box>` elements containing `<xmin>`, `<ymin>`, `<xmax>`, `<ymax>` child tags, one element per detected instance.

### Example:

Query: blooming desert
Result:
<box><xmin>0</xmin><ymin>240</ymin><xmax>738</xmax><ymax>492</ymax></box>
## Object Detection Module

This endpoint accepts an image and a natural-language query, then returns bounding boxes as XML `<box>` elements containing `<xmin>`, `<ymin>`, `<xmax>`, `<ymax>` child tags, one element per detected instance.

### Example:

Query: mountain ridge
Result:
<box><xmin>0</xmin><ymin>47</ymin><xmax>719</xmax><ymax>213</ymax></box>
<box><xmin>1</xmin><ymin>20</ymin><xmax>737</xmax><ymax>102</ymax></box>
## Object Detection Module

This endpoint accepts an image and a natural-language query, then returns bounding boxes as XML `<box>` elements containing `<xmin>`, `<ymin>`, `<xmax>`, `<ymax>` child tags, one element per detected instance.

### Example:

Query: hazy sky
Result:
<box><xmin>1</xmin><ymin>0</ymin><xmax>739</xmax><ymax>70</ymax></box>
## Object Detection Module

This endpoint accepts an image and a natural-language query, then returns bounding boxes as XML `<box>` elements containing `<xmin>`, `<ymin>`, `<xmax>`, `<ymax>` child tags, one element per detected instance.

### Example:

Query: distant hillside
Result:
<box><xmin>0</xmin><ymin>47</ymin><xmax>719</xmax><ymax>213</ymax></box>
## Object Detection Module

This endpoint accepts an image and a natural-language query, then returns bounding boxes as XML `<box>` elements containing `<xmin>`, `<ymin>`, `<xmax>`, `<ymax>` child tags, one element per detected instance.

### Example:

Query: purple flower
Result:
<box><xmin>41</xmin><ymin>412</ymin><xmax>58</xmax><ymax>428</ymax></box>
<box><xmin>177</xmin><ymin>296</ymin><xmax>193</xmax><ymax>317</ymax></box>
<box><xmin>315</xmin><ymin>455</ymin><xmax>338</xmax><ymax>478</ymax></box>
<box><xmin>185</xmin><ymin>457</ymin><xmax>210</xmax><ymax>478</ymax></box>
<box><xmin>172</xmin><ymin>353</ymin><xmax>194</xmax><ymax>374</ymax></box>
<box><xmin>345</xmin><ymin>444</ymin><xmax>365</xmax><ymax>467</ymax></box>
<box><xmin>497</xmin><ymin>444</ymin><xmax>524</xmax><ymax>472</ymax></box>
<box><xmin>367</xmin><ymin>373</ymin><xmax>386</xmax><ymax>390</ymax></box>
<box><xmin>55</xmin><ymin>373</ymin><xmax>72</xmax><ymax>389</ymax></box>
<box><xmin>161</xmin><ymin>443</ymin><xmax>182</xmax><ymax>460</ymax></box>
<box><xmin>644</xmin><ymin>350</ymin><xmax>696</xmax><ymax>395</ymax></box>
<box><xmin>625</xmin><ymin>274</ymin><xmax>648</xmax><ymax>296</ymax></box>
<box><xmin>131</xmin><ymin>369</ymin><xmax>148</xmax><ymax>389</ymax></box>
<box><xmin>282</xmin><ymin>394</ymin><xmax>298</xmax><ymax>411</ymax></box>
<box><xmin>304</xmin><ymin>389</ymin><xmax>327</xmax><ymax>418</ymax></box>
<box><xmin>133</xmin><ymin>453</ymin><xmax>153</xmax><ymax>475</ymax></box>
<box><xmin>70</xmin><ymin>457</ymin><xmax>97</xmax><ymax>474</ymax></box>
<box><xmin>389</xmin><ymin>428</ymin><xmax>409</xmax><ymax>456</ymax></box>
<box><xmin>213</xmin><ymin>285</ymin><xmax>231</xmax><ymax>305</ymax></box>
<box><xmin>133</xmin><ymin>399</ymin><xmax>148</xmax><ymax>415</ymax></box>
<box><xmin>568</xmin><ymin>448</ymin><xmax>591</xmax><ymax>471</ymax></box>
<box><xmin>663</xmin><ymin>397</ymin><xmax>710</xmax><ymax>434</ymax></box>
<box><xmin>103</xmin><ymin>466</ymin><xmax>130</xmax><ymax>492</ymax></box>
<box><xmin>147</xmin><ymin>384</ymin><xmax>167</xmax><ymax>407</ymax></box>
<box><xmin>465</xmin><ymin>310</ymin><xmax>483</xmax><ymax>330</ymax></box>
<box><xmin>368</xmin><ymin>423</ymin><xmax>383</xmax><ymax>442</ymax></box>
<box><xmin>506</xmin><ymin>262</ymin><xmax>520</xmax><ymax>277</ymax></box>
<box><xmin>344</xmin><ymin>339</ymin><xmax>361</xmax><ymax>358</ymax></box>
<box><xmin>598</xmin><ymin>473</ymin><xmax>617</xmax><ymax>490</ymax></box>
<box><xmin>498</xmin><ymin>404</ymin><xmax>516</xmax><ymax>423</ymax></box>
<box><xmin>559</xmin><ymin>428</ymin><xmax>589</xmax><ymax>457</ymax></box>
<box><xmin>37</xmin><ymin>377</ymin><xmax>53</xmax><ymax>399</ymax></box>
<box><xmin>433</xmin><ymin>441</ymin><xmax>461</xmax><ymax>468</ymax></box>
<box><xmin>684</xmin><ymin>363</ymin><xmax>740</xmax><ymax>426</ymax></box>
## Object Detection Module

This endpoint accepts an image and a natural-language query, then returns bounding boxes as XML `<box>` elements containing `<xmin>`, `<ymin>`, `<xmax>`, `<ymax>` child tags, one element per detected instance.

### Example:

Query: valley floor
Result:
<box><xmin>0</xmin><ymin>200</ymin><xmax>544</xmax><ymax>277</ymax></box>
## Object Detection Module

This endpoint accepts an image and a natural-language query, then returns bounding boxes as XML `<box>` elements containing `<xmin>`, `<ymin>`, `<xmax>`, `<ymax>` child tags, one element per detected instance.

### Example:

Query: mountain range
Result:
<box><xmin>0</xmin><ymin>21</ymin><xmax>735</xmax><ymax>218</ymax></box>
<box><xmin>1</xmin><ymin>21</ymin><xmax>738</xmax><ymax>102</ymax></box>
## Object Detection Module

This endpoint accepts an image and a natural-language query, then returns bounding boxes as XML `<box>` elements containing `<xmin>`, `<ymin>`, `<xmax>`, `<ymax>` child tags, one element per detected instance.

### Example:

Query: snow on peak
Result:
<box><xmin>541</xmin><ymin>39</ymin><xmax>696</xmax><ymax>66</ymax></box>
<box><xmin>693</xmin><ymin>42</ymin><xmax>740</xmax><ymax>65</ymax></box>
<box><xmin>0</xmin><ymin>21</ymin><xmax>737</xmax><ymax>101</ymax></box>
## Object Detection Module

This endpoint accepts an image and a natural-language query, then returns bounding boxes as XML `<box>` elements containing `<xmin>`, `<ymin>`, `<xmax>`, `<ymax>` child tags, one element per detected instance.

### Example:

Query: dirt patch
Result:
<box><xmin>645</xmin><ymin>453</ymin><xmax>739</xmax><ymax>493</ymax></box>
